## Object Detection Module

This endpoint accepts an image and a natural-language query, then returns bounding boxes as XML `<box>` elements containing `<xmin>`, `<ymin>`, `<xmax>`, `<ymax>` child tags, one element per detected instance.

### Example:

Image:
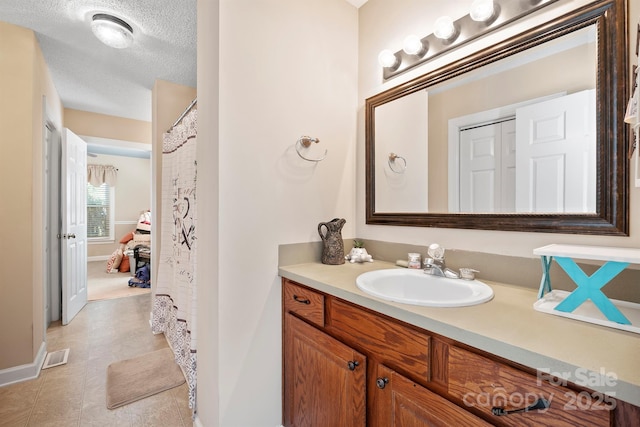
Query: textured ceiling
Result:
<box><xmin>0</xmin><ymin>0</ymin><xmax>196</xmax><ymax>122</ymax></box>
<box><xmin>0</xmin><ymin>1</ymin><xmax>369</xmax><ymax>123</ymax></box>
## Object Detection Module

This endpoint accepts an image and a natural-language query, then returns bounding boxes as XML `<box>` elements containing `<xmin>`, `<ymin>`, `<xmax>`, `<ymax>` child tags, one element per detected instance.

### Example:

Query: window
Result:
<box><xmin>87</xmin><ymin>183</ymin><xmax>115</xmax><ymax>240</ymax></box>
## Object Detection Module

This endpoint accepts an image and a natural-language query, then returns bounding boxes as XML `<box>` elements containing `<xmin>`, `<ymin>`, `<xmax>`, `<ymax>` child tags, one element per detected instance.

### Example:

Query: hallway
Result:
<box><xmin>0</xmin><ymin>294</ymin><xmax>191</xmax><ymax>426</ymax></box>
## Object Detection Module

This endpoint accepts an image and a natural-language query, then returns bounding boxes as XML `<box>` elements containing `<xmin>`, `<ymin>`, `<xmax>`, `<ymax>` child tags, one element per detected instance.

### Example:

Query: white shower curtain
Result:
<box><xmin>151</xmin><ymin>107</ymin><xmax>198</xmax><ymax>412</ymax></box>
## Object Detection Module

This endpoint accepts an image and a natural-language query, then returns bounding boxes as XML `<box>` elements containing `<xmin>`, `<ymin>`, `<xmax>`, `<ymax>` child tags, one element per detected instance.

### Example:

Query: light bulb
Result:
<box><xmin>402</xmin><ymin>35</ymin><xmax>426</xmax><ymax>56</ymax></box>
<box><xmin>470</xmin><ymin>0</ymin><xmax>495</xmax><ymax>22</ymax></box>
<box><xmin>433</xmin><ymin>16</ymin><xmax>456</xmax><ymax>40</ymax></box>
<box><xmin>378</xmin><ymin>49</ymin><xmax>399</xmax><ymax>69</ymax></box>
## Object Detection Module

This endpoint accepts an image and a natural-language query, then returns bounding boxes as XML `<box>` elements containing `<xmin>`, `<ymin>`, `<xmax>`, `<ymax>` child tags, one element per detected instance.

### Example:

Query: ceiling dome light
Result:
<box><xmin>470</xmin><ymin>0</ymin><xmax>496</xmax><ymax>22</ymax></box>
<box><xmin>91</xmin><ymin>13</ymin><xmax>134</xmax><ymax>49</ymax></box>
<box><xmin>378</xmin><ymin>49</ymin><xmax>399</xmax><ymax>69</ymax></box>
<box><xmin>402</xmin><ymin>35</ymin><xmax>427</xmax><ymax>56</ymax></box>
<box><xmin>433</xmin><ymin>16</ymin><xmax>456</xmax><ymax>40</ymax></box>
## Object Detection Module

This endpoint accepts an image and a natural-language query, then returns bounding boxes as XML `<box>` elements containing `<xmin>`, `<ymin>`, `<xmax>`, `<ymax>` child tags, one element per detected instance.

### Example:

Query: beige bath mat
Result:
<box><xmin>106</xmin><ymin>347</ymin><xmax>185</xmax><ymax>409</ymax></box>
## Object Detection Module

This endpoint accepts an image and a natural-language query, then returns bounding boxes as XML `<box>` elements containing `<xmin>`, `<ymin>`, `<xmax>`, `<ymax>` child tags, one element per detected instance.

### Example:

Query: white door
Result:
<box><xmin>459</xmin><ymin>119</ymin><xmax>515</xmax><ymax>213</ymax></box>
<box><xmin>61</xmin><ymin>128</ymin><xmax>87</xmax><ymax>325</ymax></box>
<box><xmin>500</xmin><ymin>119</ymin><xmax>517</xmax><ymax>212</ymax></box>
<box><xmin>515</xmin><ymin>89</ymin><xmax>596</xmax><ymax>213</ymax></box>
<box><xmin>459</xmin><ymin>123</ymin><xmax>499</xmax><ymax>212</ymax></box>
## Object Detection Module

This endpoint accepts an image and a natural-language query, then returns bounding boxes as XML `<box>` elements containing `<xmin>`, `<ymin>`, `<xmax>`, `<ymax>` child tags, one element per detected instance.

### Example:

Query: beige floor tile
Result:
<box><xmin>1</xmin><ymin>293</ymin><xmax>190</xmax><ymax>427</ymax></box>
<box><xmin>125</xmin><ymin>388</ymin><xmax>176</xmax><ymax>412</ymax></box>
<box><xmin>27</xmin><ymin>404</ymin><xmax>81</xmax><ymax>427</ymax></box>
<box><xmin>129</xmin><ymin>401</ymin><xmax>186</xmax><ymax>427</ymax></box>
<box><xmin>81</xmin><ymin>381</ymin><xmax>107</xmax><ymax>405</ymax></box>
<box><xmin>0</xmin><ymin>376</ymin><xmax>44</xmax><ymax>408</ymax></box>
<box><xmin>0</xmin><ymin>408</ymin><xmax>30</xmax><ymax>427</ymax></box>
<box><xmin>84</xmin><ymin>367</ymin><xmax>108</xmax><ymax>390</ymax></box>
<box><xmin>41</xmin><ymin>363</ymin><xmax>86</xmax><ymax>383</ymax></box>
<box><xmin>171</xmin><ymin>383</ymin><xmax>194</xmax><ymax>424</ymax></box>
<box><xmin>80</xmin><ymin>401</ymin><xmax>131</xmax><ymax>427</ymax></box>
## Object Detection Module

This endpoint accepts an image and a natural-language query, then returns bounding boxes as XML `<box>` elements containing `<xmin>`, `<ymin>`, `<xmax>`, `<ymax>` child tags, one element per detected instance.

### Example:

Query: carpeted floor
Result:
<box><xmin>87</xmin><ymin>260</ymin><xmax>151</xmax><ymax>301</ymax></box>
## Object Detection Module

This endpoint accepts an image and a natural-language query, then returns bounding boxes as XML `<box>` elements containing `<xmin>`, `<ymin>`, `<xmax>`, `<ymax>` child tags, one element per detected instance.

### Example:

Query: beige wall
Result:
<box><xmin>0</xmin><ymin>21</ymin><xmax>62</xmax><ymax>370</ymax></box>
<box><xmin>86</xmin><ymin>154</ymin><xmax>152</xmax><ymax>259</ymax></box>
<box><xmin>357</xmin><ymin>0</ymin><xmax>640</xmax><ymax>263</ymax></box>
<box><xmin>64</xmin><ymin>109</ymin><xmax>151</xmax><ymax>144</ymax></box>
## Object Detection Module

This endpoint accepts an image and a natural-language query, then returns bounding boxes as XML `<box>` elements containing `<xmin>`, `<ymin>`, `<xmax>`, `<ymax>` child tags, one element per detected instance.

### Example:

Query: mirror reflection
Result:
<box><xmin>366</xmin><ymin>0</ymin><xmax>628</xmax><ymax>235</ymax></box>
<box><xmin>374</xmin><ymin>26</ymin><xmax>597</xmax><ymax>214</ymax></box>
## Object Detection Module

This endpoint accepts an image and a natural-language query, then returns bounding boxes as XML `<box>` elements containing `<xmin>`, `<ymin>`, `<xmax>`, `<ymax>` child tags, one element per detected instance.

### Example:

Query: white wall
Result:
<box><xmin>375</xmin><ymin>89</ymin><xmax>429</xmax><ymax>212</ymax></box>
<box><xmin>197</xmin><ymin>0</ymin><xmax>358</xmax><ymax>425</ymax></box>
<box><xmin>357</xmin><ymin>0</ymin><xmax>640</xmax><ymax>257</ymax></box>
<box><xmin>195</xmin><ymin>1</ymin><xmax>219</xmax><ymax>425</ymax></box>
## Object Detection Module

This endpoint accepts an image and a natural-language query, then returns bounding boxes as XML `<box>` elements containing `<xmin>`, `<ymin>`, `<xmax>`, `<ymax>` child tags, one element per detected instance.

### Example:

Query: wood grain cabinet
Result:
<box><xmin>369</xmin><ymin>364</ymin><xmax>491</xmax><ymax>426</ymax></box>
<box><xmin>283</xmin><ymin>312</ymin><xmax>366</xmax><ymax>427</ymax></box>
<box><xmin>448</xmin><ymin>345</ymin><xmax>611</xmax><ymax>426</ymax></box>
<box><xmin>282</xmin><ymin>278</ymin><xmax>633</xmax><ymax>426</ymax></box>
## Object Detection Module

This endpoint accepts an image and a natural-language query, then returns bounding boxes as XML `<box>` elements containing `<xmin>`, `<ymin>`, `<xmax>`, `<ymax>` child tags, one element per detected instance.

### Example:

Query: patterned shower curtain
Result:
<box><xmin>151</xmin><ymin>107</ymin><xmax>198</xmax><ymax>412</ymax></box>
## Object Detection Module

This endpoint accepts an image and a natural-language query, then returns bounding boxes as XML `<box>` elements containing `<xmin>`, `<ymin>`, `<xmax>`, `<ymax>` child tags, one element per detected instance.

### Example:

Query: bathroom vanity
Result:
<box><xmin>280</xmin><ymin>261</ymin><xmax>640</xmax><ymax>426</ymax></box>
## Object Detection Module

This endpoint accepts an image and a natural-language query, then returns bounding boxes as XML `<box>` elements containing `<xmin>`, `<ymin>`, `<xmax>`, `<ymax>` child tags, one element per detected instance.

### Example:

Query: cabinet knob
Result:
<box><xmin>492</xmin><ymin>397</ymin><xmax>550</xmax><ymax>416</ymax></box>
<box><xmin>347</xmin><ymin>360</ymin><xmax>360</xmax><ymax>371</ymax></box>
<box><xmin>376</xmin><ymin>377</ymin><xmax>389</xmax><ymax>389</ymax></box>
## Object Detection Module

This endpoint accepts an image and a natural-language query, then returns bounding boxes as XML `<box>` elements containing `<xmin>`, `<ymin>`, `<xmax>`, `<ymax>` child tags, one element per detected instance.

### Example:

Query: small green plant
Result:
<box><xmin>353</xmin><ymin>240</ymin><xmax>365</xmax><ymax>248</ymax></box>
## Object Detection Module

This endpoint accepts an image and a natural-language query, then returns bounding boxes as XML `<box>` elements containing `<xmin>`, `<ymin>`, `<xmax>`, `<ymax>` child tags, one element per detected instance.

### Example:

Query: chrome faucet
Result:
<box><xmin>423</xmin><ymin>243</ymin><xmax>461</xmax><ymax>279</ymax></box>
<box><xmin>423</xmin><ymin>257</ymin><xmax>461</xmax><ymax>278</ymax></box>
<box><xmin>423</xmin><ymin>257</ymin><xmax>446</xmax><ymax>277</ymax></box>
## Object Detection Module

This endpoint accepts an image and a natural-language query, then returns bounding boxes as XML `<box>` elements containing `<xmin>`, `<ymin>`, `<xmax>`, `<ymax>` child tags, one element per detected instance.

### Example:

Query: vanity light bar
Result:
<box><xmin>381</xmin><ymin>0</ymin><xmax>559</xmax><ymax>80</ymax></box>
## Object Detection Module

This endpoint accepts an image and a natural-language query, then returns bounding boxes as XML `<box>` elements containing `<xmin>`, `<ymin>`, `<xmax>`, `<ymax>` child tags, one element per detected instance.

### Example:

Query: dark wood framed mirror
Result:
<box><xmin>365</xmin><ymin>0</ymin><xmax>628</xmax><ymax>235</ymax></box>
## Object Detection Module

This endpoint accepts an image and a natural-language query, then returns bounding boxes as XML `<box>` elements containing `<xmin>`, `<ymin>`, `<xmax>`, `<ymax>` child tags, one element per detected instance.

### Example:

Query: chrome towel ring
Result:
<box><xmin>388</xmin><ymin>153</ymin><xmax>407</xmax><ymax>173</ymax></box>
<box><xmin>296</xmin><ymin>136</ymin><xmax>327</xmax><ymax>162</ymax></box>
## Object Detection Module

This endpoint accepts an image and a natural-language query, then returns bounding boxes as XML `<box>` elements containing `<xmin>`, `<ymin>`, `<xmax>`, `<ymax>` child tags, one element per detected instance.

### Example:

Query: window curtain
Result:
<box><xmin>151</xmin><ymin>107</ymin><xmax>198</xmax><ymax>414</ymax></box>
<box><xmin>87</xmin><ymin>164</ymin><xmax>117</xmax><ymax>187</ymax></box>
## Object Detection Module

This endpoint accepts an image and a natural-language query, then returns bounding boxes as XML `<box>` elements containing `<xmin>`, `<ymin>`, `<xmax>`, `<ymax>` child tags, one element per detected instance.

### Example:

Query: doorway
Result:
<box><xmin>84</xmin><ymin>139</ymin><xmax>152</xmax><ymax>302</ymax></box>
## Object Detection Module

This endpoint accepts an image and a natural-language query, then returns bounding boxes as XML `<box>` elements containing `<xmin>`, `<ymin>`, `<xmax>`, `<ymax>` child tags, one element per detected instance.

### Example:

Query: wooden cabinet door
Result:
<box><xmin>370</xmin><ymin>364</ymin><xmax>492</xmax><ymax>427</ymax></box>
<box><xmin>283</xmin><ymin>313</ymin><xmax>366</xmax><ymax>427</ymax></box>
<box><xmin>448</xmin><ymin>346</ymin><xmax>612</xmax><ymax>427</ymax></box>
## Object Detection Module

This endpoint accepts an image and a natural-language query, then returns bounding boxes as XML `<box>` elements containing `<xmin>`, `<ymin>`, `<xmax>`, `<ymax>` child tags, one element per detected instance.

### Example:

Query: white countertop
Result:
<box><xmin>279</xmin><ymin>260</ymin><xmax>640</xmax><ymax>407</ymax></box>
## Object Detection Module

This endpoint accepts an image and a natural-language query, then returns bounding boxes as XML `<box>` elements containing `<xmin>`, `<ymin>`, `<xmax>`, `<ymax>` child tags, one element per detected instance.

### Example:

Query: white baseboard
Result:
<box><xmin>191</xmin><ymin>413</ymin><xmax>283</xmax><ymax>426</ymax></box>
<box><xmin>0</xmin><ymin>341</ymin><xmax>46</xmax><ymax>387</ymax></box>
<box><xmin>88</xmin><ymin>255</ymin><xmax>110</xmax><ymax>262</ymax></box>
<box><xmin>191</xmin><ymin>415</ymin><xmax>282</xmax><ymax>426</ymax></box>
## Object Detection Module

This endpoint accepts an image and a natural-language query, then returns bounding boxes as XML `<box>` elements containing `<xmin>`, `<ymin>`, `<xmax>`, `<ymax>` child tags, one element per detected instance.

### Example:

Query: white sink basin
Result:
<box><xmin>356</xmin><ymin>268</ymin><xmax>494</xmax><ymax>307</ymax></box>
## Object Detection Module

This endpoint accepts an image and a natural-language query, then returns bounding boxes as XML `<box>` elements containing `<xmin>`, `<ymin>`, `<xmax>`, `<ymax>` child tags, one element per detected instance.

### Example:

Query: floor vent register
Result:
<box><xmin>41</xmin><ymin>348</ymin><xmax>70</xmax><ymax>369</ymax></box>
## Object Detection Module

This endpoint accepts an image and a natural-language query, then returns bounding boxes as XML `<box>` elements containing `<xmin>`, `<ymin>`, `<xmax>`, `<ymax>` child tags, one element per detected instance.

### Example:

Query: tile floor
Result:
<box><xmin>0</xmin><ymin>294</ymin><xmax>192</xmax><ymax>427</ymax></box>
